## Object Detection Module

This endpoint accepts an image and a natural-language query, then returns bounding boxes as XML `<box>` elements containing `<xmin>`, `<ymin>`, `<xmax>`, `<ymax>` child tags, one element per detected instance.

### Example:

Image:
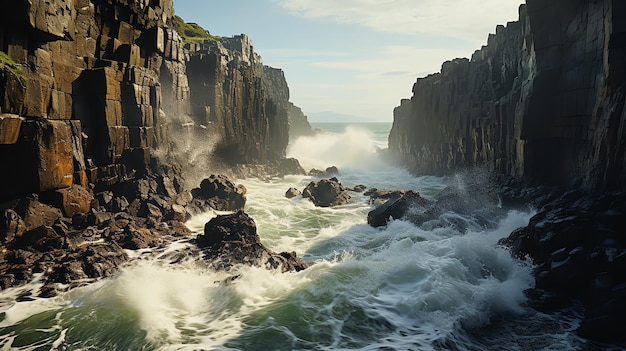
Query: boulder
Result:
<box><xmin>191</xmin><ymin>174</ymin><xmax>246</xmax><ymax>211</ymax></box>
<box><xmin>324</xmin><ymin>166</ymin><xmax>338</xmax><ymax>175</ymax></box>
<box><xmin>285</xmin><ymin>187</ymin><xmax>301</xmax><ymax>199</ymax></box>
<box><xmin>0</xmin><ymin>209</ymin><xmax>25</xmax><ymax>242</ymax></box>
<box><xmin>308</xmin><ymin>169</ymin><xmax>324</xmax><ymax>176</ymax></box>
<box><xmin>16</xmin><ymin>225</ymin><xmax>64</xmax><ymax>252</ymax></box>
<box><xmin>40</xmin><ymin>185</ymin><xmax>92</xmax><ymax>217</ymax></box>
<box><xmin>367</xmin><ymin>190</ymin><xmax>431</xmax><ymax>227</ymax></box>
<box><xmin>302</xmin><ymin>177</ymin><xmax>350</xmax><ymax>207</ymax></box>
<box><xmin>349</xmin><ymin>184</ymin><xmax>367</xmax><ymax>193</ymax></box>
<box><xmin>10</xmin><ymin>195</ymin><xmax>63</xmax><ymax>231</ymax></box>
<box><xmin>199</xmin><ymin>210</ymin><xmax>259</xmax><ymax>249</ymax></box>
<box><xmin>274</xmin><ymin>157</ymin><xmax>306</xmax><ymax>176</ymax></box>
<box><xmin>197</xmin><ymin>211</ymin><xmax>309</xmax><ymax>272</ymax></box>
<box><xmin>307</xmin><ymin>166</ymin><xmax>338</xmax><ymax>177</ymax></box>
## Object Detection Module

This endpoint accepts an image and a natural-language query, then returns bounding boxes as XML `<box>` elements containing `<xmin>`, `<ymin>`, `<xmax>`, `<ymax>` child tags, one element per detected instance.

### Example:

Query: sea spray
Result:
<box><xmin>288</xmin><ymin>125</ymin><xmax>384</xmax><ymax>172</ymax></box>
<box><xmin>0</xmin><ymin>123</ymin><xmax>595</xmax><ymax>350</ymax></box>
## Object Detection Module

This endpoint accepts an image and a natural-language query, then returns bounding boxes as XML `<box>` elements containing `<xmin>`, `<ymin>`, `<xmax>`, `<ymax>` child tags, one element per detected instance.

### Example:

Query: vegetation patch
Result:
<box><xmin>0</xmin><ymin>51</ymin><xmax>27</xmax><ymax>87</ymax></box>
<box><xmin>172</xmin><ymin>15</ymin><xmax>220</xmax><ymax>43</ymax></box>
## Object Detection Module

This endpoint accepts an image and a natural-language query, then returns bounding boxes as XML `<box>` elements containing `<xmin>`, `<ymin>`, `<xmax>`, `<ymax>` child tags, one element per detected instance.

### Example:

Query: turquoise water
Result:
<box><xmin>0</xmin><ymin>123</ymin><xmax>594</xmax><ymax>350</ymax></box>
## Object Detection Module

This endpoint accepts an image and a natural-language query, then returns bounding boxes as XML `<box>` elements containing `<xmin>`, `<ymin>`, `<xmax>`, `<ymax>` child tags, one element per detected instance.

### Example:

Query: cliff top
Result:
<box><xmin>172</xmin><ymin>15</ymin><xmax>220</xmax><ymax>43</ymax></box>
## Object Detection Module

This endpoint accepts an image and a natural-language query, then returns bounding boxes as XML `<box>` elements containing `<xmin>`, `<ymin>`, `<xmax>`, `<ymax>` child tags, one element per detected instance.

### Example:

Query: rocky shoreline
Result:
<box><xmin>0</xmin><ymin>0</ymin><xmax>625</xmax><ymax>346</ymax></box>
<box><xmin>1</xmin><ymin>156</ymin><xmax>625</xmax><ymax>344</ymax></box>
<box><xmin>366</xmin><ymin>175</ymin><xmax>626</xmax><ymax>343</ymax></box>
<box><xmin>498</xmin><ymin>180</ymin><xmax>626</xmax><ymax>342</ymax></box>
<box><xmin>0</xmin><ymin>160</ymin><xmax>310</xmax><ymax>299</ymax></box>
<box><xmin>283</xmin><ymin>170</ymin><xmax>626</xmax><ymax>343</ymax></box>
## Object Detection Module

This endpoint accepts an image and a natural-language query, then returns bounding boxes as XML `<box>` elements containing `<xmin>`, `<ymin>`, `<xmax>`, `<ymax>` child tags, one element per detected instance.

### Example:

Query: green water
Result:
<box><xmin>0</xmin><ymin>123</ymin><xmax>592</xmax><ymax>350</ymax></box>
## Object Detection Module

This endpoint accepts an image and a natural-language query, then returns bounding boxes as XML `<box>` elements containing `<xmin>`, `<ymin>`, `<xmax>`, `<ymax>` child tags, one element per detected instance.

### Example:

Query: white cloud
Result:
<box><xmin>311</xmin><ymin>45</ymin><xmax>465</xmax><ymax>77</ymax></box>
<box><xmin>264</xmin><ymin>45</ymin><xmax>476</xmax><ymax>121</ymax></box>
<box><xmin>272</xmin><ymin>0</ymin><xmax>523</xmax><ymax>42</ymax></box>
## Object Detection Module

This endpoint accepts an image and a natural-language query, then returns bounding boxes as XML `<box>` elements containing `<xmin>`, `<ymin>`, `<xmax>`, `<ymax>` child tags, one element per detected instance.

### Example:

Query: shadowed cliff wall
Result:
<box><xmin>389</xmin><ymin>0</ymin><xmax>626</xmax><ymax>191</ymax></box>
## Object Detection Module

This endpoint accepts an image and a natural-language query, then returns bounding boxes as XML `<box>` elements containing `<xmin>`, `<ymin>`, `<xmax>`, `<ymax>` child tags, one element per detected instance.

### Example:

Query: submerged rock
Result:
<box><xmin>303</xmin><ymin>177</ymin><xmax>350</xmax><ymax>207</ymax></box>
<box><xmin>197</xmin><ymin>210</ymin><xmax>309</xmax><ymax>272</ymax></box>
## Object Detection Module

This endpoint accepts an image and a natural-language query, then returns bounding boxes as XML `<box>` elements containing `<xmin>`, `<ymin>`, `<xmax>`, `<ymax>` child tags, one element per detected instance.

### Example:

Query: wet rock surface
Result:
<box><xmin>0</xmin><ymin>194</ymin><xmax>192</xmax><ymax>296</ymax></box>
<box><xmin>189</xmin><ymin>174</ymin><xmax>247</xmax><ymax>213</ymax></box>
<box><xmin>499</xmin><ymin>186</ymin><xmax>626</xmax><ymax>342</ymax></box>
<box><xmin>196</xmin><ymin>210</ymin><xmax>310</xmax><ymax>273</ymax></box>
<box><xmin>366</xmin><ymin>190</ymin><xmax>431</xmax><ymax>227</ymax></box>
<box><xmin>302</xmin><ymin>177</ymin><xmax>351</xmax><ymax>207</ymax></box>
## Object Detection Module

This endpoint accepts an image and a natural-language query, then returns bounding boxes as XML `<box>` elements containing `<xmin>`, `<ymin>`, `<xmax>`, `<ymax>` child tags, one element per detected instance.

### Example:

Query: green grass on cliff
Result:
<box><xmin>172</xmin><ymin>15</ymin><xmax>220</xmax><ymax>43</ymax></box>
<box><xmin>0</xmin><ymin>51</ymin><xmax>26</xmax><ymax>87</ymax></box>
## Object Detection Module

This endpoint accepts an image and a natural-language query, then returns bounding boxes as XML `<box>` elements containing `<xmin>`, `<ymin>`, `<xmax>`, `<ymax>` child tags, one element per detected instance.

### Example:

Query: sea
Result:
<box><xmin>0</xmin><ymin>122</ymin><xmax>618</xmax><ymax>350</ymax></box>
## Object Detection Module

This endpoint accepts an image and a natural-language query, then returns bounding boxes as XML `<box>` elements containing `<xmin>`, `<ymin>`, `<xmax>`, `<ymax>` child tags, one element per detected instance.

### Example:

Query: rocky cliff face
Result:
<box><xmin>0</xmin><ymin>0</ymin><xmax>309</xmax><ymax>292</ymax></box>
<box><xmin>0</xmin><ymin>1</ymin><xmax>306</xmax><ymax>203</ymax></box>
<box><xmin>185</xmin><ymin>35</ymin><xmax>311</xmax><ymax>166</ymax></box>
<box><xmin>389</xmin><ymin>0</ymin><xmax>626</xmax><ymax>191</ymax></box>
<box><xmin>262</xmin><ymin>66</ymin><xmax>314</xmax><ymax>139</ymax></box>
<box><xmin>0</xmin><ymin>0</ymin><xmax>187</xmax><ymax>200</ymax></box>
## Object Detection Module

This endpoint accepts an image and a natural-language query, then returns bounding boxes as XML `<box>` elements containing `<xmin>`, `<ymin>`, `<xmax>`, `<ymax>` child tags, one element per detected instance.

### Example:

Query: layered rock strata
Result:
<box><xmin>388</xmin><ymin>0</ymin><xmax>626</xmax><ymax>342</ymax></box>
<box><xmin>0</xmin><ymin>0</ymin><xmax>188</xmax><ymax>200</ymax></box>
<box><xmin>389</xmin><ymin>0</ymin><xmax>626</xmax><ymax>192</ymax></box>
<box><xmin>185</xmin><ymin>35</ymin><xmax>311</xmax><ymax>167</ymax></box>
<box><xmin>0</xmin><ymin>0</ymin><xmax>310</xmax><ymax>292</ymax></box>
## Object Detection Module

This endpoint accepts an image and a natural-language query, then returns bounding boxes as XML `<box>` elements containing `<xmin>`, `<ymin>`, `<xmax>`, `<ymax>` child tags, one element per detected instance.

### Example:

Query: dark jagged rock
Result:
<box><xmin>6</xmin><ymin>195</ymin><xmax>63</xmax><ymax>231</ymax></box>
<box><xmin>189</xmin><ymin>174</ymin><xmax>246</xmax><ymax>212</ymax></box>
<box><xmin>308</xmin><ymin>169</ymin><xmax>324</xmax><ymax>177</ymax></box>
<box><xmin>0</xmin><ymin>209</ymin><xmax>25</xmax><ymax>242</ymax></box>
<box><xmin>367</xmin><ymin>177</ymin><xmax>509</xmax><ymax>232</ymax></box>
<box><xmin>197</xmin><ymin>210</ymin><xmax>309</xmax><ymax>272</ymax></box>
<box><xmin>324</xmin><ymin>166</ymin><xmax>339</xmax><ymax>176</ymax></box>
<box><xmin>367</xmin><ymin>191</ymin><xmax>431</xmax><ymax>227</ymax></box>
<box><xmin>499</xmin><ymin>190</ymin><xmax>626</xmax><ymax>342</ymax></box>
<box><xmin>0</xmin><ymin>192</ymin><xmax>192</xmax><ymax>291</ymax></box>
<box><xmin>303</xmin><ymin>177</ymin><xmax>351</xmax><ymax>207</ymax></box>
<box><xmin>349</xmin><ymin>184</ymin><xmax>367</xmax><ymax>193</ymax></box>
<box><xmin>40</xmin><ymin>185</ymin><xmax>92</xmax><ymax>217</ymax></box>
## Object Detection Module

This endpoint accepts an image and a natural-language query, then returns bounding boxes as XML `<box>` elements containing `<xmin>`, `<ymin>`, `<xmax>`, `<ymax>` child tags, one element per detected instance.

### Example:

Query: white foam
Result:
<box><xmin>287</xmin><ymin>125</ymin><xmax>383</xmax><ymax>172</ymax></box>
<box><xmin>0</xmin><ymin>122</ymin><xmax>587</xmax><ymax>350</ymax></box>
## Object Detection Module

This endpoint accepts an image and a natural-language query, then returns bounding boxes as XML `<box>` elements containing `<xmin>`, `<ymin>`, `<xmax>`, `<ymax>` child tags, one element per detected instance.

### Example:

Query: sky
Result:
<box><xmin>173</xmin><ymin>0</ymin><xmax>524</xmax><ymax>122</ymax></box>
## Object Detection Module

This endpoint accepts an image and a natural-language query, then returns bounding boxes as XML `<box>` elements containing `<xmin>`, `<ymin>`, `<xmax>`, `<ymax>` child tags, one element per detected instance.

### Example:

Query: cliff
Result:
<box><xmin>184</xmin><ymin>35</ymin><xmax>311</xmax><ymax>167</ymax></box>
<box><xmin>389</xmin><ymin>0</ymin><xmax>626</xmax><ymax>192</ymax></box>
<box><xmin>0</xmin><ymin>0</ymin><xmax>187</xmax><ymax>201</ymax></box>
<box><xmin>0</xmin><ymin>0</ymin><xmax>310</xmax><ymax>290</ymax></box>
<box><xmin>262</xmin><ymin>65</ymin><xmax>314</xmax><ymax>139</ymax></box>
<box><xmin>0</xmin><ymin>1</ymin><xmax>308</xmax><ymax>203</ymax></box>
<box><xmin>388</xmin><ymin>0</ymin><xmax>626</xmax><ymax>340</ymax></box>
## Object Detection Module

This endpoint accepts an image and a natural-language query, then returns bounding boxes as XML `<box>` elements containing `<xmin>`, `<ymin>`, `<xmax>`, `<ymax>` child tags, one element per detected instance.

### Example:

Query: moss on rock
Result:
<box><xmin>172</xmin><ymin>15</ymin><xmax>220</xmax><ymax>43</ymax></box>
